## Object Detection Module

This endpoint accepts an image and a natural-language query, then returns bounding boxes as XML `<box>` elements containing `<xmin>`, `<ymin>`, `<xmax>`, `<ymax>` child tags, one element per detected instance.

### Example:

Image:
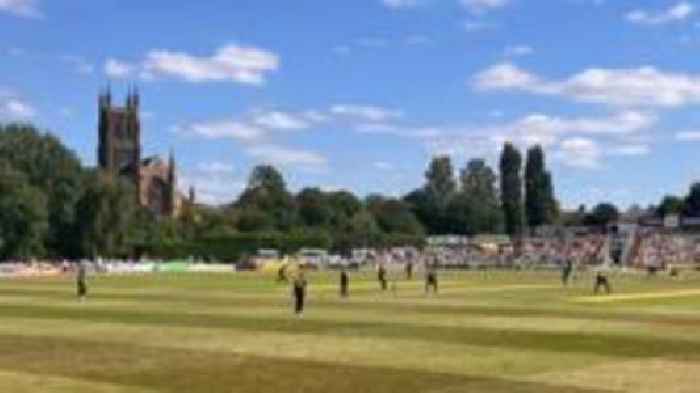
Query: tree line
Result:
<box><xmin>0</xmin><ymin>123</ymin><xmax>684</xmax><ymax>260</ymax></box>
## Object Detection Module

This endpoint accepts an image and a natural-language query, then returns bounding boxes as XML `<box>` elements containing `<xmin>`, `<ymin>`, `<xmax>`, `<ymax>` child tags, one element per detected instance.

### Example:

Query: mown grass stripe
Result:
<box><xmin>1</xmin><ymin>303</ymin><xmax>699</xmax><ymax>360</ymax></box>
<box><xmin>3</xmin><ymin>285</ymin><xmax>699</xmax><ymax>328</ymax></box>
<box><xmin>0</xmin><ymin>334</ymin><xmax>616</xmax><ymax>393</ymax></box>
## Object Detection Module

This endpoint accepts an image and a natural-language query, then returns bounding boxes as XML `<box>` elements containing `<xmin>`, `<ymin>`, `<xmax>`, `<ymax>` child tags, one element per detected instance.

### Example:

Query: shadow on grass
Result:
<box><xmin>2</xmin><ymin>286</ymin><xmax>699</xmax><ymax>328</ymax></box>
<box><xmin>0</xmin><ymin>334</ymin><xmax>615</xmax><ymax>393</ymax></box>
<box><xmin>1</xmin><ymin>303</ymin><xmax>700</xmax><ymax>361</ymax></box>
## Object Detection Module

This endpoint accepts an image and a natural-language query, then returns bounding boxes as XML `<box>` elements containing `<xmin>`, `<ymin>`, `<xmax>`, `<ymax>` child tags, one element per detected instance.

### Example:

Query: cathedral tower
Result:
<box><xmin>97</xmin><ymin>87</ymin><xmax>185</xmax><ymax>217</ymax></box>
<box><xmin>97</xmin><ymin>86</ymin><xmax>142</xmax><ymax>186</ymax></box>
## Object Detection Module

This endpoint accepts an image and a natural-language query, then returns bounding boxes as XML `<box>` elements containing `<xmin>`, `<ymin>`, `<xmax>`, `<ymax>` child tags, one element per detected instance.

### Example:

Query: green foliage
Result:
<box><xmin>73</xmin><ymin>172</ymin><xmax>140</xmax><ymax>258</ymax></box>
<box><xmin>424</xmin><ymin>156</ymin><xmax>456</xmax><ymax>209</ymax></box>
<box><xmin>236</xmin><ymin>165</ymin><xmax>297</xmax><ymax>230</ymax></box>
<box><xmin>525</xmin><ymin>145</ymin><xmax>557</xmax><ymax>230</ymax></box>
<box><xmin>0</xmin><ymin>163</ymin><xmax>48</xmax><ymax>259</ymax></box>
<box><xmin>584</xmin><ymin>203</ymin><xmax>620</xmax><ymax>227</ymax></box>
<box><xmin>456</xmin><ymin>159</ymin><xmax>503</xmax><ymax>234</ymax></box>
<box><xmin>297</xmin><ymin>187</ymin><xmax>333</xmax><ymax>227</ymax></box>
<box><xmin>500</xmin><ymin>142</ymin><xmax>524</xmax><ymax>236</ymax></box>
<box><xmin>657</xmin><ymin>195</ymin><xmax>685</xmax><ymax>217</ymax></box>
<box><xmin>366</xmin><ymin>196</ymin><xmax>424</xmax><ymax>235</ymax></box>
<box><xmin>0</xmin><ymin>121</ymin><xmax>595</xmax><ymax>260</ymax></box>
<box><xmin>236</xmin><ymin>209</ymin><xmax>276</xmax><ymax>232</ymax></box>
<box><xmin>326</xmin><ymin>190</ymin><xmax>362</xmax><ymax>229</ymax></box>
<box><xmin>684</xmin><ymin>183</ymin><xmax>700</xmax><ymax>217</ymax></box>
<box><xmin>404</xmin><ymin>156</ymin><xmax>459</xmax><ymax>235</ymax></box>
<box><xmin>0</xmin><ymin>124</ymin><xmax>84</xmax><ymax>257</ymax></box>
<box><xmin>141</xmin><ymin>232</ymin><xmax>333</xmax><ymax>261</ymax></box>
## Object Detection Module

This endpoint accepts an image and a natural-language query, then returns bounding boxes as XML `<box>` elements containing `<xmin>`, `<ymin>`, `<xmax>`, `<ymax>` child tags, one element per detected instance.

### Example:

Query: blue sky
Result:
<box><xmin>2</xmin><ymin>0</ymin><xmax>700</xmax><ymax>208</ymax></box>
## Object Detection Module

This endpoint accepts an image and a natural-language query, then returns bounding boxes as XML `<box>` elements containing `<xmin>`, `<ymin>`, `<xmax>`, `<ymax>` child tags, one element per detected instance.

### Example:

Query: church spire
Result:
<box><xmin>168</xmin><ymin>148</ymin><xmax>176</xmax><ymax>182</ymax></box>
<box><xmin>133</xmin><ymin>85</ymin><xmax>140</xmax><ymax>109</ymax></box>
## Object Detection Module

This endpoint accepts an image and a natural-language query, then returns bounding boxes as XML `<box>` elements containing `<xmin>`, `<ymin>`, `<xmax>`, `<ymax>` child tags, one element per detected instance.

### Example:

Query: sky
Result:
<box><xmin>2</xmin><ymin>0</ymin><xmax>700</xmax><ymax>208</ymax></box>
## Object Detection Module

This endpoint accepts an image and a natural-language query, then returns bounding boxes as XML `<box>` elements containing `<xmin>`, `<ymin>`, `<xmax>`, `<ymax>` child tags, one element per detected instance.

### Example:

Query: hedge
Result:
<box><xmin>135</xmin><ymin>232</ymin><xmax>425</xmax><ymax>262</ymax></box>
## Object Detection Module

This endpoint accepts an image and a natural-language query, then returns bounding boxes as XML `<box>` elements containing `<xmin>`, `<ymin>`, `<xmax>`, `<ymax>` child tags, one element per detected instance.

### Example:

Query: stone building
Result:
<box><xmin>97</xmin><ymin>88</ymin><xmax>192</xmax><ymax>216</ymax></box>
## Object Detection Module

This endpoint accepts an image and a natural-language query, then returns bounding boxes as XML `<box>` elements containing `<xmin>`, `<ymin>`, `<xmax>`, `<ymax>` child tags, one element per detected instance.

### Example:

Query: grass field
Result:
<box><xmin>1</xmin><ymin>270</ymin><xmax>700</xmax><ymax>392</ymax></box>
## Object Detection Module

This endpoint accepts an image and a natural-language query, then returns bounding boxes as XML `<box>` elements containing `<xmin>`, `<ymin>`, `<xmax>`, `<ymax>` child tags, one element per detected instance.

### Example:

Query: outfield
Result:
<box><xmin>1</xmin><ymin>270</ymin><xmax>700</xmax><ymax>392</ymax></box>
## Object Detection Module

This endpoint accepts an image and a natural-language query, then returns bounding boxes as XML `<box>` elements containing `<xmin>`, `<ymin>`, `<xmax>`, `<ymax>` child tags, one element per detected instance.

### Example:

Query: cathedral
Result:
<box><xmin>97</xmin><ymin>88</ymin><xmax>192</xmax><ymax>217</ymax></box>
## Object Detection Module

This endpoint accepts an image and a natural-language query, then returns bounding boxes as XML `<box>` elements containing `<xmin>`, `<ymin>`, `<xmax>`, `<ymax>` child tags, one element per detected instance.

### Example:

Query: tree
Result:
<box><xmin>685</xmin><ymin>183</ymin><xmax>700</xmax><ymax>217</ymax></box>
<box><xmin>235</xmin><ymin>209</ymin><xmax>275</xmax><ymax>232</ymax></box>
<box><xmin>525</xmin><ymin>145</ymin><xmax>557</xmax><ymax>230</ymax></box>
<box><xmin>425</xmin><ymin>156</ymin><xmax>456</xmax><ymax>210</ymax></box>
<box><xmin>74</xmin><ymin>172</ymin><xmax>140</xmax><ymax>258</ymax></box>
<box><xmin>0</xmin><ymin>163</ymin><xmax>48</xmax><ymax>259</ymax></box>
<box><xmin>182</xmin><ymin>205</ymin><xmax>237</xmax><ymax>239</ymax></box>
<box><xmin>297</xmin><ymin>188</ymin><xmax>332</xmax><ymax>227</ymax></box>
<box><xmin>460</xmin><ymin>159</ymin><xmax>497</xmax><ymax>199</ymax></box>
<box><xmin>585</xmin><ymin>203</ymin><xmax>620</xmax><ymax>227</ymax></box>
<box><xmin>405</xmin><ymin>156</ymin><xmax>457</xmax><ymax>234</ymax></box>
<box><xmin>500</xmin><ymin>142</ymin><xmax>524</xmax><ymax>236</ymax></box>
<box><xmin>348</xmin><ymin>209</ymin><xmax>382</xmax><ymax>245</ymax></box>
<box><xmin>657</xmin><ymin>195</ymin><xmax>684</xmax><ymax>217</ymax></box>
<box><xmin>326</xmin><ymin>191</ymin><xmax>362</xmax><ymax>230</ymax></box>
<box><xmin>236</xmin><ymin>165</ymin><xmax>297</xmax><ymax>230</ymax></box>
<box><xmin>366</xmin><ymin>195</ymin><xmax>424</xmax><ymax>235</ymax></box>
<box><xmin>0</xmin><ymin>124</ymin><xmax>84</xmax><ymax>257</ymax></box>
<box><xmin>453</xmin><ymin>159</ymin><xmax>503</xmax><ymax>234</ymax></box>
<box><xmin>403</xmin><ymin>188</ymin><xmax>435</xmax><ymax>232</ymax></box>
<box><xmin>562</xmin><ymin>204</ymin><xmax>587</xmax><ymax>226</ymax></box>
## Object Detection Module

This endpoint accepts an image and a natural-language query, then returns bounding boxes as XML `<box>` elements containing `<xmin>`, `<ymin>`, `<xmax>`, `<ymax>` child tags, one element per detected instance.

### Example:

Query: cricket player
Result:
<box><xmin>292</xmin><ymin>270</ymin><xmax>308</xmax><ymax>317</ymax></box>
<box><xmin>340</xmin><ymin>267</ymin><xmax>349</xmax><ymax>298</ymax></box>
<box><xmin>76</xmin><ymin>261</ymin><xmax>88</xmax><ymax>302</ymax></box>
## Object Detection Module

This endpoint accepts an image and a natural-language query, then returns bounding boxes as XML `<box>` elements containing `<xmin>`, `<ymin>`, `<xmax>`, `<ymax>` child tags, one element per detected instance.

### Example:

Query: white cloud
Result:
<box><xmin>174</xmin><ymin>107</ymin><xmax>329</xmax><ymax>145</ymax></box>
<box><xmin>473</xmin><ymin>63</ymin><xmax>700</xmax><ymax>108</ymax></box>
<box><xmin>104</xmin><ymin>58</ymin><xmax>134</xmax><ymax>79</ymax></box>
<box><xmin>141</xmin><ymin>45</ymin><xmax>278</xmax><ymax>85</ymax></box>
<box><xmin>609</xmin><ymin>144</ymin><xmax>650</xmax><ymax>156</ymax></box>
<box><xmin>473</xmin><ymin>63</ymin><xmax>541</xmax><ymax>90</ymax></box>
<box><xmin>382</xmin><ymin>0</ymin><xmax>420</xmax><ymax>9</ymax></box>
<box><xmin>0</xmin><ymin>98</ymin><xmax>36</xmax><ymax>119</ymax></box>
<box><xmin>196</xmin><ymin>162</ymin><xmax>235</xmax><ymax>175</ymax></box>
<box><xmin>180</xmin><ymin>174</ymin><xmax>245</xmax><ymax>205</ymax></box>
<box><xmin>174</xmin><ymin>120</ymin><xmax>265</xmax><ymax>141</ymax></box>
<box><xmin>504</xmin><ymin>45</ymin><xmax>534</xmax><ymax>57</ymax></box>
<box><xmin>105</xmin><ymin>45</ymin><xmax>279</xmax><ymax>85</ymax></box>
<box><xmin>253</xmin><ymin>111</ymin><xmax>310</xmax><ymax>130</ymax></box>
<box><xmin>356</xmin><ymin>123</ymin><xmax>442</xmax><ymax>138</ymax></box>
<box><xmin>347</xmin><ymin>107</ymin><xmax>654</xmax><ymax>171</ymax></box>
<box><xmin>302</xmin><ymin>110</ymin><xmax>329</xmax><ymax>123</ymax></box>
<box><xmin>555</xmin><ymin>137</ymin><xmax>602</xmax><ymax>169</ymax></box>
<box><xmin>246</xmin><ymin>145</ymin><xmax>328</xmax><ymax>167</ymax></box>
<box><xmin>425</xmin><ymin>111</ymin><xmax>655</xmax><ymax>169</ymax></box>
<box><xmin>676</xmin><ymin>131</ymin><xmax>700</xmax><ymax>141</ymax></box>
<box><xmin>515</xmin><ymin>111</ymin><xmax>656</xmax><ymax>136</ymax></box>
<box><xmin>460</xmin><ymin>0</ymin><xmax>509</xmax><ymax>13</ymax></box>
<box><xmin>331</xmin><ymin>104</ymin><xmax>402</xmax><ymax>121</ymax></box>
<box><xmin>373</xmin><ymin>161</ymin><xmax>395</xmax><ymax>170</ymax></box>
<box><xmin>554</xmin><ymin>140</ymin><xmax>650</xmax><ymax>169</ymax></box>
<box><xmin>626</xmin><ymin>2</ymin><xmax>694</xmax><ymax>25</ymax></box>
<box><xmin>0</xmin><ymin>0</ymin><xmax>41</xmax><ymax>18</ymax></box>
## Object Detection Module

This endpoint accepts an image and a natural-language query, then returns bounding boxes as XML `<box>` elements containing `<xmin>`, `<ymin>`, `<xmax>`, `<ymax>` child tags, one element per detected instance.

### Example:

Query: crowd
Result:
<box><xmin>630</xmin><ymin>231</ymin><xmax>700</xmax><ymax>269</ymax></box>
<box><xmin>0</xmin><ymin>259</ymin><xmax>234</xmax><ymax>278</ymax></box>
<box><xmin>357</xmin><ymin>235</ymin><xmax>608</xmax><ymax>271</ymax></box>
<box><xmin>3</xmin><ymin>229</ymin><xmax>700</xmax><ymax>279</ymax></box>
